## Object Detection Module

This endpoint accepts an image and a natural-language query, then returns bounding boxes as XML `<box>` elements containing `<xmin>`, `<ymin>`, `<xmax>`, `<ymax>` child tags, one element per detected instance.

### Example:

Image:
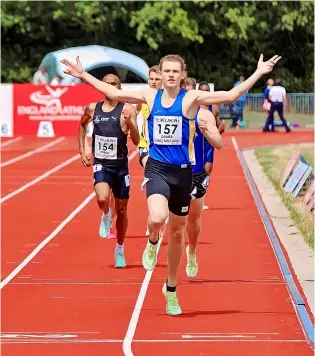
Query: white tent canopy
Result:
<box><xmin>39</xmin><ymin>45</ymin><xmax>150</xmax><ymax>84</ymax></box>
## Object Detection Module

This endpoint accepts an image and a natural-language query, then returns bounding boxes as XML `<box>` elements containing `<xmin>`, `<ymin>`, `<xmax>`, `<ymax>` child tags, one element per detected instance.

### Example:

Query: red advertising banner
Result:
<box><xmin>13</xmin><ymin>84</ymin><xmax>103</xmax><ymax>136</ymax></box>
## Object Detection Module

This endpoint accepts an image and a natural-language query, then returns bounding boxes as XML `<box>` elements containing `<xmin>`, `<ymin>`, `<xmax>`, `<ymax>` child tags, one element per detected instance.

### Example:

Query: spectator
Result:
<box><xmin>233</xmin><ymin>75</ymin><xmax>247</xmax><ymax>126</ymax></box>
<box><xmin>32</xmin><ymin>66</ymin><xmax>49</xmax><ymax>84</ymax></box>
<box><xmin>263</xmin><ymin>78</ymin><xmax>291</xmax><ymax>132</ymax></box>
<box><xmin>262</xmin><ymin>78</ymin><xmax>274</xmax><ymax>130</ymax></box>
<box><xmin>50</xmin><ymin>75</ymin><xmax>64</xmax><ymax>86</ymax></box>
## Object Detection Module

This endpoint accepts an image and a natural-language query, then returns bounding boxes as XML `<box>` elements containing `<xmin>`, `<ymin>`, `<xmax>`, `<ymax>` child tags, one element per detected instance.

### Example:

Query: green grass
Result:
<box><xmin>255</xmin><ymin>144</ymin><xmax>314</xmax><ymax>249</ymax></box>
<box><xmin>242</xmin><ymin>111</ymin><xmax>313</xmax><ymax>129</ymax></box>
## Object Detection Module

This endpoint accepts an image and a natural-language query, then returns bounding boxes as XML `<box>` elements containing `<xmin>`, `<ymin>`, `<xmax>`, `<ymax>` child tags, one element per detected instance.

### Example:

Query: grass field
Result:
<box><xmin>255</xmin><ymin>144</ymin><xmax>314</xmax><ymax>249</ymax></box>
<box><xmin>240</xmin><ymin>111</ymin><xmax>313</xmax><ymax>129</ymax></box>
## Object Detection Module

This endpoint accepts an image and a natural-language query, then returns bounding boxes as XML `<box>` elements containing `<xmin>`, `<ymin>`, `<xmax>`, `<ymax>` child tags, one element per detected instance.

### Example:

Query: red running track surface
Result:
<box><xmin>1</xmin><ymin>132</ymin><xmax>313</xmax><ymax>356</ymax></box>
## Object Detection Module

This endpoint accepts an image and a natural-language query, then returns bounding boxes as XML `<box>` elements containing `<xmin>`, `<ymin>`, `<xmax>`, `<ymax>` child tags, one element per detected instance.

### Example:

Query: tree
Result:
<box><xmin>1</xmin><ymin>1</ymin><xmax>313</xmax><ymax>92</ymax></box>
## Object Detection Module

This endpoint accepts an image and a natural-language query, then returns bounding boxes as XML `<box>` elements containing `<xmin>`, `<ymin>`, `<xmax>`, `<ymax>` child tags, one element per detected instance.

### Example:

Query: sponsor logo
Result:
<box><xmin>17</xmin><ymin>85</ymin><xmax>85</xmax><ymax>121</ymax></box>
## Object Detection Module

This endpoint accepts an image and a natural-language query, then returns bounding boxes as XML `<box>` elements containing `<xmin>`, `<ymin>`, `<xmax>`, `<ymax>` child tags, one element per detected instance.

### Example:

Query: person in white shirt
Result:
<box><xmin>263</xmin><ymin>78</ymin><xmax>291</xmax><ymax>132</ymax></box>
<box><xmin>32</xmin><ymin>67</ymin><xmax>49</xmax><ymax>84</ymax></box>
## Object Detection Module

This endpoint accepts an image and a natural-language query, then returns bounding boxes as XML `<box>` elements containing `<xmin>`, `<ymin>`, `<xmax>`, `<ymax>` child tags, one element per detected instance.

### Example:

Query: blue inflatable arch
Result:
<box><xmin>39</xmin><ymin>45</ymin><xmax>150</xmax><ymax>84</ymax></box>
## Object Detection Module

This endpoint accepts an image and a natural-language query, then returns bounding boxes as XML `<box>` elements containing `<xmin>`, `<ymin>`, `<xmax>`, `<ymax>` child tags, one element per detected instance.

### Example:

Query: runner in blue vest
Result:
<box><xmin>183</xmin><ymin>78</ymin><xmax>223</xmax><ymax>278</ymax></box>
<box><xmin>61</xmin><ymin>53</ymin><xmax>281</xmax><ymax>316</ymax></box>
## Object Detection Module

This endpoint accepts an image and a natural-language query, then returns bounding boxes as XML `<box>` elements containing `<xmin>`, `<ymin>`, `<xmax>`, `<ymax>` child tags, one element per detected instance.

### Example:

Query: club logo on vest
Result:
<box><xmin>94</xmin><ymin>116</ymin><xmax>100</xmax><ymax>124</ymax></box>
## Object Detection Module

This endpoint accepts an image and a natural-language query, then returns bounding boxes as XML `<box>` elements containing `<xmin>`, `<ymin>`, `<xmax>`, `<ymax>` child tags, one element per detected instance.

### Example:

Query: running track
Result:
<box><xmin>1</xmin><ymin>132</ymin><xmax>314</xmax><ymax>356</ymax></box>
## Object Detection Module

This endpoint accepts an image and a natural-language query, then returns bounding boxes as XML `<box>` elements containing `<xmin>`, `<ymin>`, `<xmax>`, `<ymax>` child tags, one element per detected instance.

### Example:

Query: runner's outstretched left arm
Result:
<box><xmin>194</xmin><ymin>55</ymin><xmax>281</xmax><ymax>106</ymax></box>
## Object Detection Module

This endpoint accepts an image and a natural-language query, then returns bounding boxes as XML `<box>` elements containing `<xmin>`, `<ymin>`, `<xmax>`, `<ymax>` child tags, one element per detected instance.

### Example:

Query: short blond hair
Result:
<box><xmin>159</xmin><ymin>54</ymin><xmax>186</xmax><ymax>72</ymax></box>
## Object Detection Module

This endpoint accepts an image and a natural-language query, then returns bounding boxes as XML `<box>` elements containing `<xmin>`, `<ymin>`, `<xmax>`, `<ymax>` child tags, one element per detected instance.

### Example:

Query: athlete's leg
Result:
<box><xmin>142</xmin><ymin>178</ymin><xmax>170</xmax><ymax>271</ymax></box>
<box><xmin>162</xmin><ymin>172</ymin><xmax>192</xmax><ymax>316</ymax></box>
<box><xmin>94</xmin><ymin>165</ymin><xmax>113</xmax><ymax>238</ymax></box>
<box><xmin>94</xmin><ymin>182</ymin><xmax>111</xmax><ymax>213</ymax></box>
<box><xmin>167</xmin><ymin>212</ymin><xmax>187</xmax><ymax>287</ymax></box>
<box><xmin>113</xmin><ymin>198</ymin><xmax>128</xmax><ymax>268</ymax></box>
<box><xmin>109</xmin><ymin>190</ymin><xmax>116</xmax><ymax>219</ymax></box>
<box><xmin>111</xmin><ymin>169</ymin><xmax>130</xmax><ymax>268</ymax></box>
<box><xmin>114</xmin><ymin>198</ymin><xmax>128</xmax><ymax>246</ymax></box>
<box><xmin>185</xmin><ymin>196</ymin><xmax>205</xmax><ymax>278</ymax></box>
<box><xmin>186</xmin><ymin>195</ymin><xmax>205</xmax><ymax>254</ymax></box>
<box><xmin>147</xmin><ymin>193</ymin><xmax>169</xmax><ymax>241</ymax></box>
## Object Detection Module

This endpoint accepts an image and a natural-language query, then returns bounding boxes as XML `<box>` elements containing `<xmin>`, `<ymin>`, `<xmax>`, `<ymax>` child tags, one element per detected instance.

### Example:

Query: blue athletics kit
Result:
<box><xmin>143</xmin><ymin>89</ymin><xmax>195</xmax><ymax>216</ymax></box>
<box><xmin>191</xmin><ymin>105</ymin><xmax>214</xmax><ymax>199</ymax></box>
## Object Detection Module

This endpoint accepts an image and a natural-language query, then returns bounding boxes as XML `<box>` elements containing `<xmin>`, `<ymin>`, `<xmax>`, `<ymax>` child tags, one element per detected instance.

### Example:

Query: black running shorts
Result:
<box><xmin>143</xmin><ymin>157</ymin><xmax>192</xmax><ymax>216</ymax></box>
<box><xmin>93</xmin><ymin>163</ymin><xmax>130</xmax><ymax>199</ymax></box>
<box><xmin>191</xmin><ymin>169</ymin><xmax>210</xmax><ymax>200</ymax></box>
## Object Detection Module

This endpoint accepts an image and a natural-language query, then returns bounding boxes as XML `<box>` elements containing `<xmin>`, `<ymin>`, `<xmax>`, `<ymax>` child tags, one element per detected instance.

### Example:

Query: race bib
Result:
<box><xmin>153</xmin><ymin>116</ymin><xmax>182</xmax><ymax>145</ymax></box>
<box><xmin>94</xmin><ymin>135</ymin><xmax>117</xmax><ymax>160</ymax></box>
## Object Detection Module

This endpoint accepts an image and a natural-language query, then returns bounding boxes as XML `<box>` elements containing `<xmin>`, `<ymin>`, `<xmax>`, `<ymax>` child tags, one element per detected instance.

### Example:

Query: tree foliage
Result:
<box><xmin>1</xmin><ymin>1</ymin><xmax>313</xmax><ymax>92</ymax></box>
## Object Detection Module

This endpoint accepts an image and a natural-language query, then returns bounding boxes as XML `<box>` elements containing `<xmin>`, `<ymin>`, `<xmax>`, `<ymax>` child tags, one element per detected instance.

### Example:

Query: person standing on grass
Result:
<box><xmin>263</xmin><ymin>78</ymin><xmax>291</xmax><ymax>133</ymax></box>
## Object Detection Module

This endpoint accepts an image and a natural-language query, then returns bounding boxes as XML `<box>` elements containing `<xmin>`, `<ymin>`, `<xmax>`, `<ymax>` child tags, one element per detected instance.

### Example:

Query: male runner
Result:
<box><xmin>184</xmin><ymin>78</ymin><xmax>223</xmax><ymax>278</ymax></box>
<box><xmin>62</xmin><ymin>53</ymin><xmax>281</xmax><ymax>315</ymax></box>
<box><xmin>78</xmin><ymin>74</ymin><xmax>139</xmax><ymax>268</ymax></box>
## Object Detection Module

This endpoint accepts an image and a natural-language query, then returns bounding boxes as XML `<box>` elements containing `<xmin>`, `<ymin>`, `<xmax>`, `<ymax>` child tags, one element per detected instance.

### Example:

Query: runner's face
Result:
<box><xmin>104</xmin><ymin>75</ymin><xmax>121</xmax><ymax>89</ymax></box>
<box><xmin>186</xmin><ymin>84</ymin><xmax>194</xmax><ymax>91</ymax></box>
<box><xmin>148</xmin><ymin>72</ymin><xmax>162</xmax><ymax>89</ymax></box>
<box><xmin>161</xmin><ymin>61</ymin><xmax>183</xmax><ymax>89</ymax></box>
<box><xmin>199</xmin><ymin>84</ymin><xmax>210</xmax><ymax>92</ymax></box>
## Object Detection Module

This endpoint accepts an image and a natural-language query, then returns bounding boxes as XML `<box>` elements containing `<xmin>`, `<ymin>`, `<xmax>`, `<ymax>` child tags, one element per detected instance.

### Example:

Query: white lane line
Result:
<box><xmin>123</xmin><ymin>238</ymin><xmax>164</xmax><ymax>356</ymax></box>
<box><xmin>1</xmin><ymin>334</ymin><xmax>78</xmax><ymax>339</ymax></box>
<box><xmin>0</xmin><ymin>154</ymin><xmax>80</xmax><ymax>203</ymax></box>
<box><xmin>1</xmin><ymin>339</ymin><xmax>307</xmax><ymax>345</ymax></box>
<box><xmin>0</xmin><ymin>192</ymin><xmax>95</xmax><ymax>289</ymax></box>
<box><xmin>182</xmin><ymin>335</ymin><xmax>256</xmax><ymax>339</ymax></box>
<box><xmin>1</xmin><ymin>137</ymin><xmax>22</xmax><ymax>148</ymax></box>
<box><xmin>162</xmin><ymin>332</ymin><xmax>279</xmax><ymax>335</ymax></box>
<box><xmin>1</xmin><ymin>137</ymin><xmax>65</xmax><ymax>167</ymax></box>
<box><xmin>0</xmin><ymin>149</ymin><xmax>137</xmax><ymax>288</ymax></box>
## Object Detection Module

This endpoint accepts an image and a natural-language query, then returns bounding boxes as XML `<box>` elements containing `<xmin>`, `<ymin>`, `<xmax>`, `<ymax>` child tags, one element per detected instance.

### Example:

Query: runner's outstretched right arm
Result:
<box><xmin>61</xmin><ymin>56</ymin><xmax>147</xmax><ymax>104</ymax></box>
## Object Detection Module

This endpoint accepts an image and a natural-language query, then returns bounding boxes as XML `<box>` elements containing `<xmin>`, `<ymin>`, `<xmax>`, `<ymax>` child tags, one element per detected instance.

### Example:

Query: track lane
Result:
<box><xmin>131</xmin><ymin>142</ymin><xmax>313</xmax><ymax>356</ymax></box>
<box><xmin>1</xmin><ymin>147</ymin><xmax>150</xmax><ymax>356</ymax></box>
<box><xmin>1</xmin><ymin>137</ymin><xmax>79</xmax><ymax>196</ymax></box>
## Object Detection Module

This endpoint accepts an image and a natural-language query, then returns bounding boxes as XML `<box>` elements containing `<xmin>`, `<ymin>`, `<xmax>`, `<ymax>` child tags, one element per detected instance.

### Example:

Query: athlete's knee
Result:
<box><xmin>169</xmin><ymin>217</ymin><xmax>186</xmax><ymax>242</ymax></box>
<box><xmin>94</xmin><ymin>183</ymin><xmax>110</xmax><ymax>205</ymax></box>
<box><xmin>115</xmin><ymin>200</ymin><xmax>128</xmax><ymax>217</ymax></box>
<box><xmin>169</xmin><ymin>225</ymin><xmax>185</xmax><ymax>243</ymax></box>
<box><xmin>150</xmin><ymin>210</ymin><xmax>168</xmax><ymax>227</ymax></box>
<box><xmin>96</xmin><ymin>194</ymin><xmax>109</xmax><ymax>206</ymax></box>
